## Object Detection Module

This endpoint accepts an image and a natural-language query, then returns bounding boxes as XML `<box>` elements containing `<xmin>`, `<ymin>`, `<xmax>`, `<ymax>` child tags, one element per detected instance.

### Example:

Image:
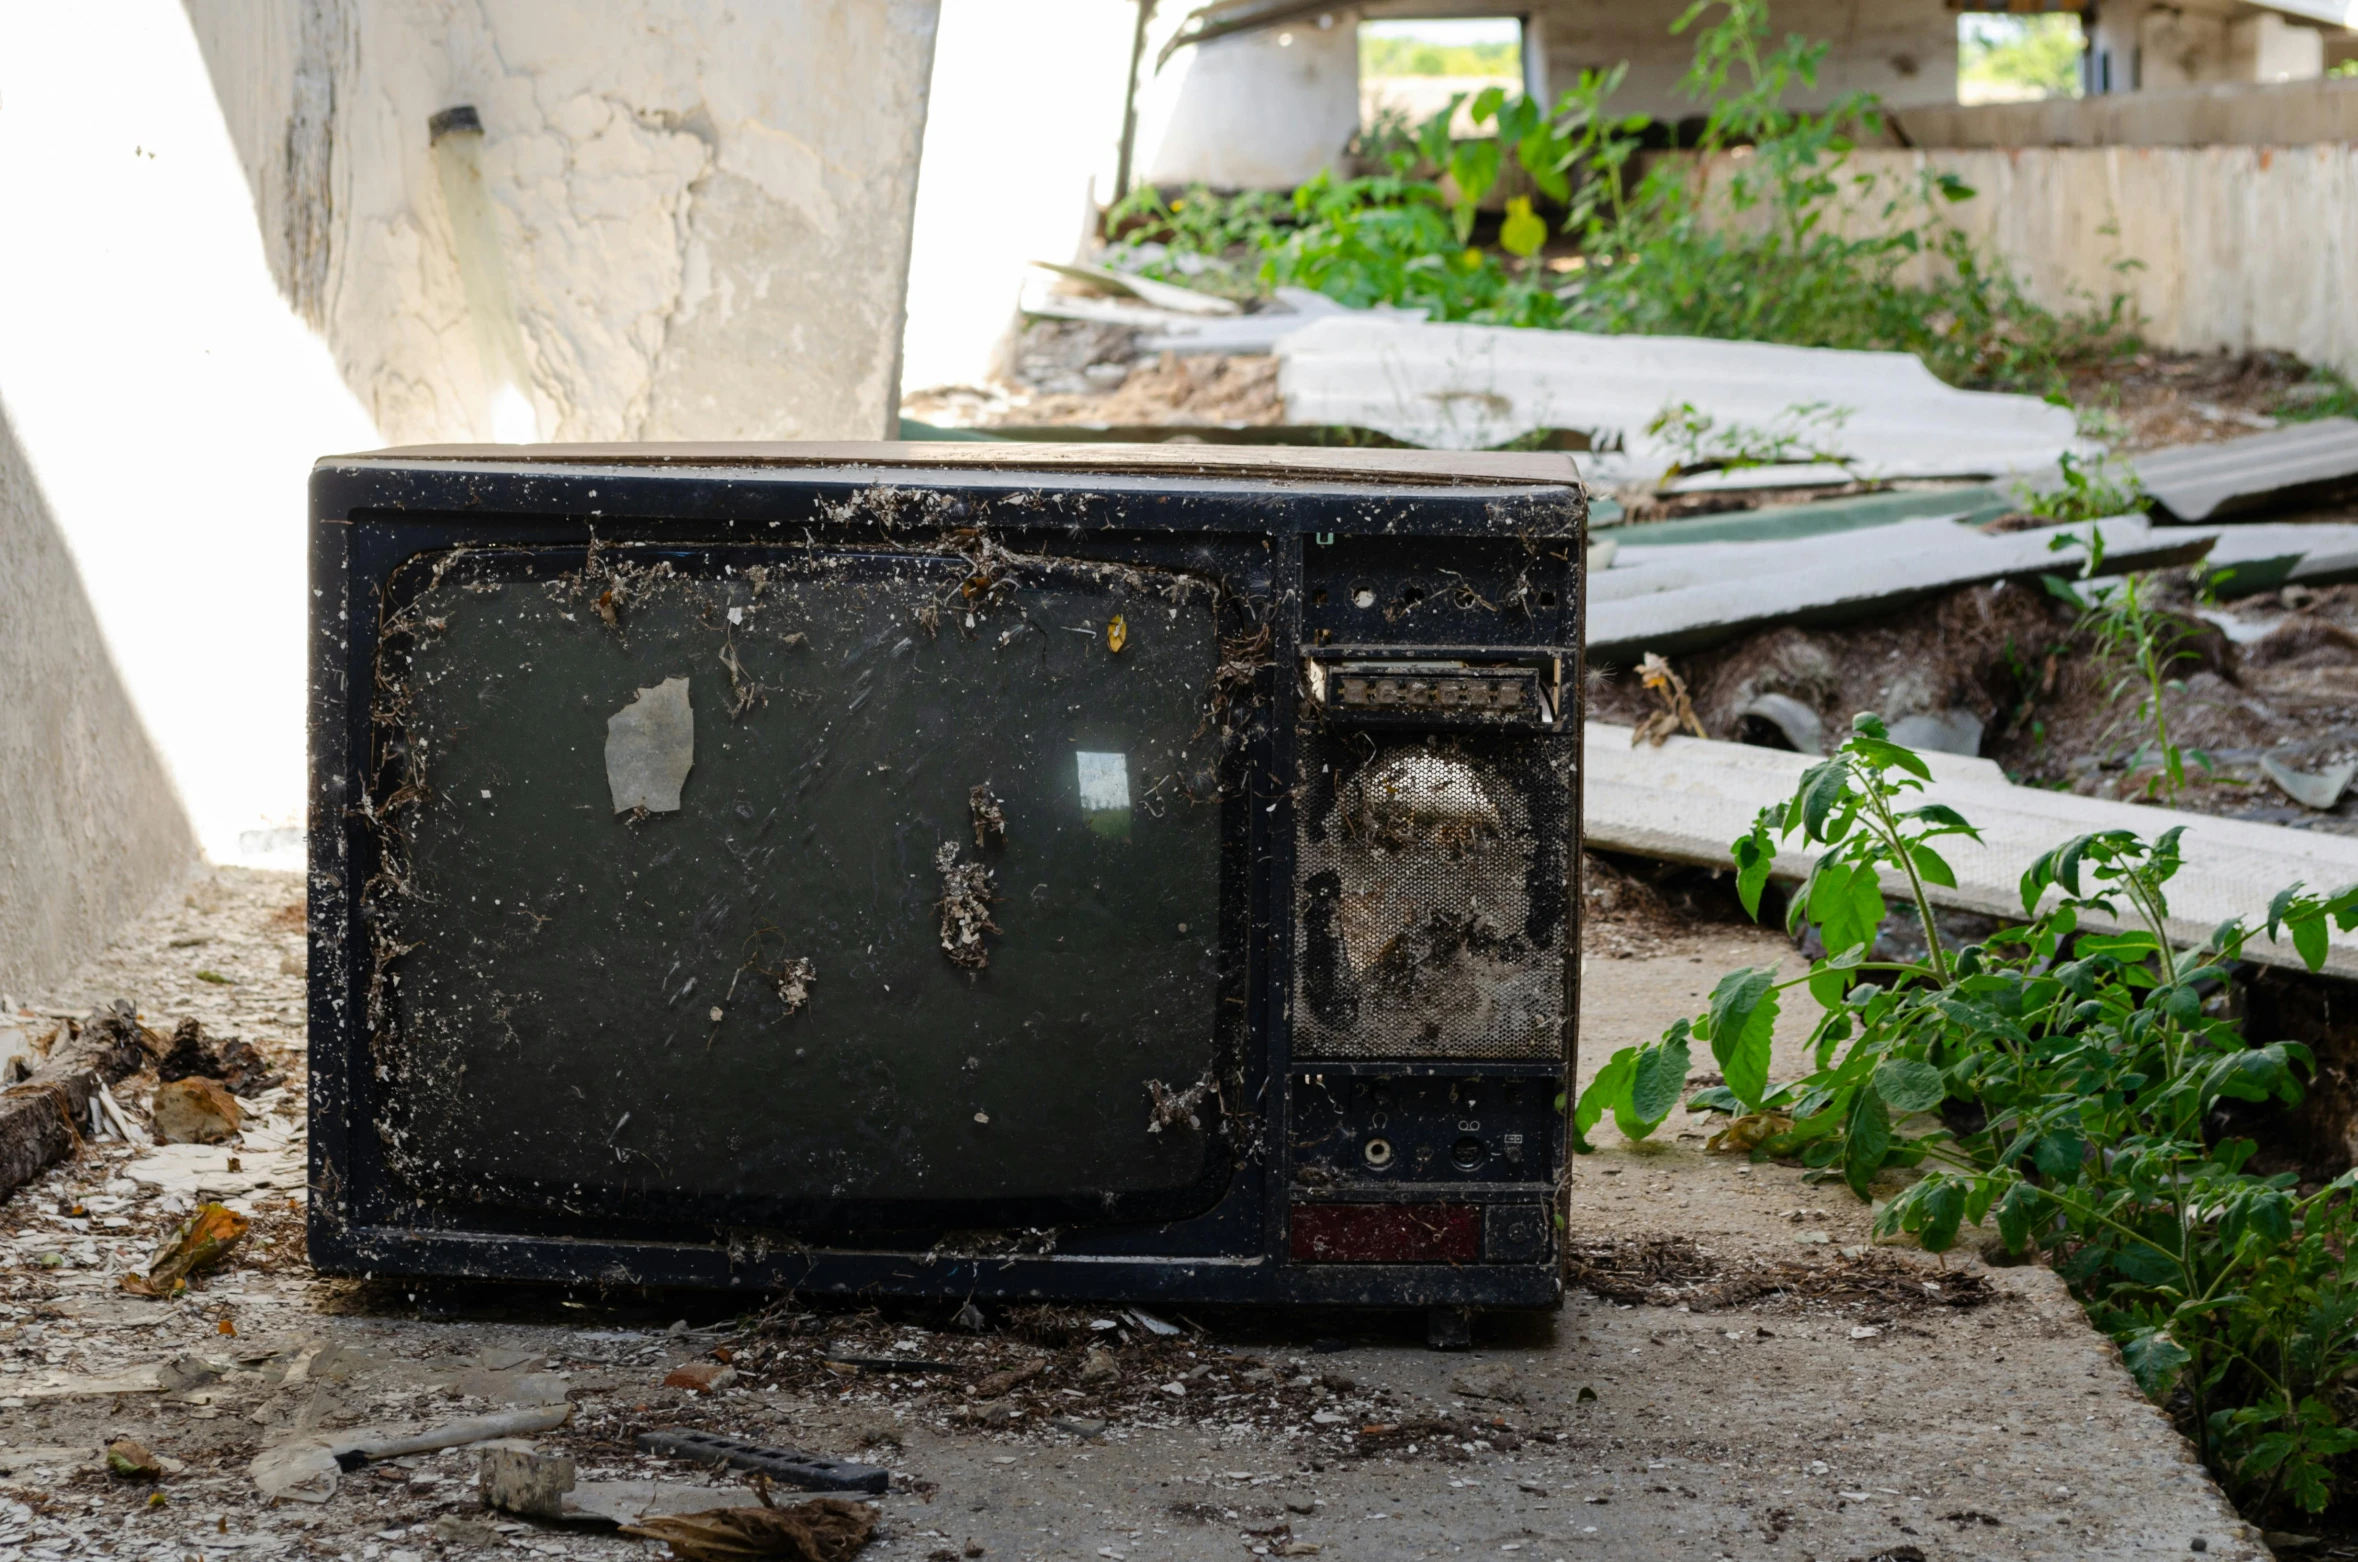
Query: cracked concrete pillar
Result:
<box><xmin>183</xmin><ymin>0</ymin><xmax>943</xmax><ymax>444</ymax></box>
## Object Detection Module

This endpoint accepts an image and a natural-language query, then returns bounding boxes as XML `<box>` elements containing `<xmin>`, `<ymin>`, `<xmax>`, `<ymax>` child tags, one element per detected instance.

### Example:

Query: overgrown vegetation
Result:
<box><xmin>1574</xmin><ymin>713</ymin><xmax>2358</xmax><ymax>1521</ymax></box>
<box><xmin>1109</xmin><ymin>0</ymin><xmax>2131</xmax><ymax>395</ymax></box>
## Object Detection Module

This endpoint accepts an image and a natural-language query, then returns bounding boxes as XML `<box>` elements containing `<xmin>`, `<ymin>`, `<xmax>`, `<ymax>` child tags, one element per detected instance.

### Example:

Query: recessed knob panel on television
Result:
<box><xmin>307</xmin><ymin>442</ymin><xmax>1584</xmax><ymax>1313</ymax></box>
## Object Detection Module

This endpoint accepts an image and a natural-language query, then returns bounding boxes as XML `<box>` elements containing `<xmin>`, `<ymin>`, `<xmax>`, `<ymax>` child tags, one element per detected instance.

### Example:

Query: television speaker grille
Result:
<box><xmin>1291</xmin><ymin>728</ymin><xmax>1570</xmax><ymax>1061</ymax></box>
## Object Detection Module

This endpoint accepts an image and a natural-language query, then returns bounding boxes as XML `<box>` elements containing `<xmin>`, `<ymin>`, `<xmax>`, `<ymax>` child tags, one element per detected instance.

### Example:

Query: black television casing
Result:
<box><xmin>308</xmin><ymin>443</ymin><xmax>1585</xmax><ymax>1312</ymax></box>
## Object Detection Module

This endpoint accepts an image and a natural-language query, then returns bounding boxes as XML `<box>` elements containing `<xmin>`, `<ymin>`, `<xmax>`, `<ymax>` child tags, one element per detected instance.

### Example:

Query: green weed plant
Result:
<box><xmin>1574</xmin><ymin>713</ymin><xmax>2358</xmax><ymax>1520</ymax></box>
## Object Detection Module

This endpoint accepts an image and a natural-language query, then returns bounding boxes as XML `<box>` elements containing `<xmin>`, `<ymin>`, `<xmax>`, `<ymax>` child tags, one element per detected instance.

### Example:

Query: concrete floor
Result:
<box><xmin>0</xmin><ymin>872</ymin><xmax>2267</xmax><ymax>1561</ymax></box>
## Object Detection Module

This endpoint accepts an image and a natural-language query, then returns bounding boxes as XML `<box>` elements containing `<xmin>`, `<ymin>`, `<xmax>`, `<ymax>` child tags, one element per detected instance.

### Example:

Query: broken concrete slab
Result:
<box><xmin>1583</xmin><ymin>721</ymin><xmax>2358</xmax><ymax>978</ymax></box>
<box><xmin>1028</xmin><ymin>260</ymin><xmax>1240</xmax><ymax>317</ymax></box>
<box><xmin>2196</xmin><ymin>521</ymin><xmax>2358</xmax><ymax>595</ymax></box>
<box><xmin>1594</xmin><ymin>482</ymin><xmax>2014</xmax><ymax>541</ymax></box>
<box><xmin>2136</xmin><ymin>417</ymin><xmax>2358</xmax><ymax>522</ymax></box>
<box><xmin>1275</xmin><ymin>315</ymin><xmax>2087</xmax><ymax>478</ymax></box>
<box><xmin>1588</xmin><ymin>514</ymin><xmax>2216</xmax><ymax>665</ymax></box>
<box><xmin>1139</xmin><ymin>286</ymin><xmax>1429</xmax><ymax>355</ymax></box>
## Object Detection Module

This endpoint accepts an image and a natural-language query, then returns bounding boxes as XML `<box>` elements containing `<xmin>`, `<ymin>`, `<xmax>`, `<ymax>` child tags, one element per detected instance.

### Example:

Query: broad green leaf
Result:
<box><xmin>1732</xmin><ymin>811</ymin><xmax>1777</xmax><ymax>921</ymax></box>
<box><xmin>1871</xmin><ymin>1057</ymin><xmax>1945</xmax><ymax>1114</ymax></box>
<box><xmin>1995</xmin><ymin>1180</ymin><xmax>2040</xmax><ymax>1254</ymax></box>
<box><xmin>1912</xmin><ymin>1179</ymin><xmax>1965</xmax><ymax>1252</ymax></box>
<box><xmin>2110</xmin><ymin>1241</ymin><xmax>2181</xmax><ymax>1287</ymax></box>
<box><xmin>1795</xmin><ymin>759</ymin><xmax>1848</xmax><ymax>842</ymax></box>
<box><xmin>1904</xmin><ymin>802</ymin><xmax>1981</xmax><ymax>839</ymax></box>
<box><xmin>1909</xmin><ymin>842</ymin><xmax>1957</xmax><ymax>889</ymax></box>
<box><xmin>2030</xmin><ymin>1130</ymin><xmax>2085</xmax><ymax>1179</ymax></box>
<box><xmin>1627</xmin><ymin>1023</ymin><xmax>1693</xmax><ymax>1130</ymax></box>
<box><xmin>2055</xmin><ymin>833</ymin><xmax>2091</xmax><ymax>895</ymax></box>
<box><xmin>1841</xmin><ymin>1086</ymin><xmax>1892</xmax><ymax>1197</ymax></box>
<box><xmin>1844</xmin><ymin>869</ymin><xmax>1889</xmax><ymax>954</ymax></box>
<box><xmin>1571</xmin><ymin>1048</ymin><xmax>1634</xmax><ymax>1154</ymax></box>
<box><xmin>1706</xmin><ymin>966</ymin><xmax>1781</xmax><ymax>1110</ymax></box>
<box><xmin>1517</xmin><ymin>127</ymin><xmax>1570</xmax><ymax>200</ymax></box>
<box><xmin>2120</xmin><ymin>1330</ymin><xmax>2191</xmax><ymax>1398</ymax></box>
<box><xmin>1685</xmin><ymin>1085</ymin><xmax>1744</xmax><ymax>1116</ymax></box>
<box><xmin>1808</xmin><ymin>858</ymin><xmax>1856</xmax><ymax>942</ymax></box>
<box><xmin>2293</xmin><ymin>912</ymin><xmax>2328</xmax><ymax>971</ymax></box>
<box><xmin>2076</xmin><ymin>932</ymin><xmax>2160</xmax><ymax>960</ymax></box>
<box><xmin>1848</xmin><ymin>735</ymin><xmax>1931</xmax><ymax>781</ymax></box>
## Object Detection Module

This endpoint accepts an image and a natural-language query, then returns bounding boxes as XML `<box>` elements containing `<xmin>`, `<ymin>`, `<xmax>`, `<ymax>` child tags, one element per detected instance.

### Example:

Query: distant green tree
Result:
<box><xmin>1959</xmin><ymin>15</ymin><xmax>2085</xmax><ymax>99</ymax></box>
<box><xmin>1359</xmin><ymin>33</ymin><xmax>1520</xmax><ymax>79</ymax></box>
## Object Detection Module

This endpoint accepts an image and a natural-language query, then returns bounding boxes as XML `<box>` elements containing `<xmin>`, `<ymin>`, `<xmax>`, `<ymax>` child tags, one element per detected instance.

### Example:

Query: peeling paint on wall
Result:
<box><xmin>182</xmin><ymin>0</ymin><xmax>943</xmax><ymax>443</ymax></box>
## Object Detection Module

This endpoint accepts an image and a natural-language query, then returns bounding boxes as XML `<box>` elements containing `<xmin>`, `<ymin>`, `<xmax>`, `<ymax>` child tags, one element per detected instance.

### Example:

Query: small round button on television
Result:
<box><xmin>1362</xmin><ymin>1137</ymin><xmax>1395</xmax><ymax>1169</ymax></box>
<box><xmin>1451</xmin><ymin>1135</ymin><xmax>1487</xmax><ymax>1170</ymax></box>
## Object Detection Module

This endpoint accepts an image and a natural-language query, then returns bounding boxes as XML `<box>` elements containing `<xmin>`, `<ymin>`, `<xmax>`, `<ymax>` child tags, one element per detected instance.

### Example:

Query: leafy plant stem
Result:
<box><xmin>1860</xmin><ymin>779</ymin><xmax>1950</xmax><ymax>983</ymax></box>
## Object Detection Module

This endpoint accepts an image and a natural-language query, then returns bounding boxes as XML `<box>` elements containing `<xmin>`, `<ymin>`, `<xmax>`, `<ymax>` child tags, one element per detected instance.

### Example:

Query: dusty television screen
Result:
<box><xmin>368</xmin><ymin>544</ymin><xmax>1233</xmax><ymax>1227</ymax></box>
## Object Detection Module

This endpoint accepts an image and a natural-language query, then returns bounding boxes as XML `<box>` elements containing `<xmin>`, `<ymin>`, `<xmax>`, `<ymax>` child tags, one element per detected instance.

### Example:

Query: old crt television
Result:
<box><xmin>308</xmin><ymin>443</ymin><xmax>1585</xmax><ymax>1318</ymax></box>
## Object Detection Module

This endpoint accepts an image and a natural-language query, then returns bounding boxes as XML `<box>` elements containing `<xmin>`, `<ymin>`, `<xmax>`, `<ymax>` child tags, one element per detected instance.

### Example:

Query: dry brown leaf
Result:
<box><xmin>121</xmin><ymin>1202</ymin><xmax>247</xmax><ymax>1298</ymax></box>
<box><xmin>1706</xmin><ymin>1113</ymin><xmax>1794</xmax><ymax>1154</ymax></box>
<box><xmin>621</xmin><ymin>1495</ymin><xmax>878</xmax><ymax>1562</ymax></box>
<box><xmin>1633</xmin><ymin>652</ymin><xmax>1706</xmax><ymax>745</ymax></box>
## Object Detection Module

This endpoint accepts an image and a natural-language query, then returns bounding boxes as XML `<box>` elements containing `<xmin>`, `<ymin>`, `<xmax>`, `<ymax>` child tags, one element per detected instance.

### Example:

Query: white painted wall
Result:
<box><xmin>0</xmin><ymin>5</ymin><xmax>378</xmax><ymax>873</ymax></box>
<box><xmin>1503</xmin><ymin>0</ymin><xmax>1960</xmax><ymax>119</ymax></box>
<box><xmin>900</xmin><ymin>0</ymin><xmax>1140</xmax><ymax>394</ymax></box>
<box><xmin>184</xmin><ymin>0</ymin><xmax>943</xmax><ymax>444</ymax></box>
<box><xmin>1705</xmin><ymin>143</ymin><xmax>2358</xmax><ymax>384</ymax></box>
<box><xmin>2091</xmin><ymin>0</ymin><xmax>2330</xmax><ymax>93</ymax></box>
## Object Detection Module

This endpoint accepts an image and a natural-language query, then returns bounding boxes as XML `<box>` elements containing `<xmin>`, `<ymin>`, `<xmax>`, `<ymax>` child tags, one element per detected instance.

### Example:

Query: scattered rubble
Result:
<box><xmin>155</xmin><ymin>1017</ymin><xmax>282</xmax><ymax>1097</ymax></box>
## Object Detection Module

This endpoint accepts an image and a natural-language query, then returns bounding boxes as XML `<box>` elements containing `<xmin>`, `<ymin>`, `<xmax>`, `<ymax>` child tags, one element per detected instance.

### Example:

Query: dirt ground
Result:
<box><xmin>0</xmin><ymin>867</ymin><xmax>2270</xmax><ymax>1561</ymax></box>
